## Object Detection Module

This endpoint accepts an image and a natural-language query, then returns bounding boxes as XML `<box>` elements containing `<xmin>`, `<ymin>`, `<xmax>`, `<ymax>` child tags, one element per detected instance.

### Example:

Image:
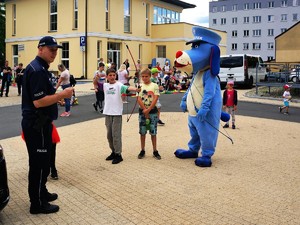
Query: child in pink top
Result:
<box><xmin>222</xmin><ymin>80</ymin><xmax>238</xmax><ymax>129</ymax></box>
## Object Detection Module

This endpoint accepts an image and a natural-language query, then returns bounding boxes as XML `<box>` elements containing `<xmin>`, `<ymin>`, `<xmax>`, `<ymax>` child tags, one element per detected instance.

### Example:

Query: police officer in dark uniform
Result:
<box><xmin>22</xmin><ymin>36</ymin><xmax>73</xmax><ymax>214</ymax></box>
<box><xmin>0</xmin><ymin>60</ymin><xmax>12</xmax><ymax>97</ymax></box>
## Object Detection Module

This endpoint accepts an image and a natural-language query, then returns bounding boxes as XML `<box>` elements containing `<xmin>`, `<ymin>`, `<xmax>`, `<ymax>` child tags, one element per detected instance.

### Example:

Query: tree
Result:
<box><xmin>0</xmin><ymin>2</ymin><xmax>5</xmax><ymax>68</ymax></box>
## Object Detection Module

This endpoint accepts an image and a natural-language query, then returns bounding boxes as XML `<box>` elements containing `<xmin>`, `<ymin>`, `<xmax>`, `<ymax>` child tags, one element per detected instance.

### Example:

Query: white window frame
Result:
<box><xmin>221</xmin><ymin>18</ymin><xmax>226</xmax><ymax>25</ymax></box>
<box><xmin>124</xmin><ymin>0</ymin><xmax>131</xmax><ymax>33</ymax></box>
<box><xmin>231</xmin><ymin>43</ymin><xmax>237</xmax><ymax>50</ymax></box>
<box><xmin>253</xmin><ymin>16</ymin><xmax>261</xmax><ymax>23</ymax></box>
<box><xmin>267</xmin><ymin>42</ymin><xmax>274</xmax><ymax>49</ymax></box>
<box><xmin>49</xmin><ymin>0</ymin><xmax>57</xmax><ymax>31</ymax></box>
<box><xmin>232</xmin><ymin>17</ymin><xmax>237</xmax><ymax>24</ymax></box>
<box><xmin>253</xmin><ymin>43</ymin><xmax>261</xmax><ymax>50</ymax></box>
<box><xmin>281</xmin><ymin>14</ymin><xmax>287</xmax><ymax>21</ymax></box>
<box><xmin>243</xmin><ymin>43</ymin><xmax>249</xmax><ymax>50</ymax></box>
<box><xmin>268</xmin><ymin>1</ymin><xmax>275</xmax><ymax>8</ymax></box>
<box><xmin>253</xmin><ymin>2</ymin><xmax>261</xmax><ymax>9</ymax></box>
<box><xmin>157</xmin><ymin>45</ymin><xmax>166</xmax><ymax>58</ymax></box>
<box><xmin>244</xmin><ymin>3</ymin><xmax>249</xmax><ymax>10</ymax></box>
<box><xmin>105</xmin><ymin>0</ymin><xmax>110</xmax><ymax>30</ymax></box>
<box><xmin>232</xmin><ymin>30</ymin><xmax>237</xmax><ymax>37</ymax></box>
<box><xmin>268</xmin><ymin>29</ymin><xmax>274</xmax><ymax>36</ymax></box>
<box><xmin>244</xmin><ymin>30</ymin><xmax>249</xmax><ymax>37</ymax></box>
<box><xmin>12</xmin><ymin>4</ymin><xmax>16</xmax><ymax>36</ymax></box>
<box><xmin>253</xmin><ymin>29</ymin><xmax>261</xmax><ymax>37</ymax></box>
<box><xmin>232</xmin><ymin>4</ymin><xmax>237</xmax><ymax>11</ymax></box>
<box><xmin>244</xmin><ymin>17</ymin><xmax>249</xmax><ymax>23</ymax></box>
<box><xmin>61</xmin><ymin>42</ymin><xmax>70</xmax><ymax>69</ymax></box>
<box><xmin>268</xmin><ymin>15</ymin><xmax>274</xmax><ymax>22</ymax></box>
<box><xmin>281</xmin><ymin>0</ymin><xmax>287</xmax><ymax>7</ymax></box>
<box><xmin>73</xmin><ymin>0</ymin><xmax>78</xmax><ymax>29</ymax></box>
<box><xmin>292</xmin><ymin>13</ymin><xmax>298</xmax><ymax>21</ymax></box>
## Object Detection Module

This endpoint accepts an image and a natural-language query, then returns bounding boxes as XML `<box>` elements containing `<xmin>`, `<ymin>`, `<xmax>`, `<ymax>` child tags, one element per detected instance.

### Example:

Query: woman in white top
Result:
<box><xmin>56</xmin><ymin>64</ymin><xmax>71</xmax><ymax>117</ymax></box>
<box><xmin>117</xmin><ymin>64</ymin><xmax>129</xmax><ymax>103</ymax></box>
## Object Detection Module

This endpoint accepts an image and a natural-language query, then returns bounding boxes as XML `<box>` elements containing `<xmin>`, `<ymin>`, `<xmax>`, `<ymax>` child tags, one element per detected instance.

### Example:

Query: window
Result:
<box><xmin>267</xmin><ymin>42</ymin><xmax>274</xmax><ymax>49</ymax></box>
<box><xmin>281</xmin><ymin>0</ymin><xmax>287</xmax><ymax>7</ymax></box>
<box><xmin>244</xmin><ymin>30</ymin><xmax>249</xmax><ymax>37</ymax></box>
<box><xmin>97</xmin><ymin>41</ymin><xmax>101</xmax><ymax>65</ymax></box>
<box><xmin>73</xmin><ymin>0</ymin><xmax>78</xmax><ymax>29</ymax></box>
<box><xmin>268</xmin><ymin>15</ymin><xmax>274</xmax><ymax>22</ymax></box>
<box><xmin>146</xmin><ymin>3</ymin><xmax>150</xmax><ymax>35</ymax></box>
<box><xmin>61</xmin><ymin>42</ymin><xmax>69</xmax><ymax>69</ymax></box>
<box><xmin>139</xmin><ymin>44</ymin><xmax>142</xmax><ymax>62</ymax></box>
<box><xmin>293</xmin><ymin>13</ymin><xmax>298</xmax><ymax>20</ymax></box>
<box><xmin>212</xmin><ymin>19</ymin><xmax>217</xmax><ymax>25</ymax></box>
<box><xmin>267</xmin><ymin>56</ymin><xmax>274</xmax><ymax>61</ymax></box>
<box><xmin>221</xmin><ymin>18</ymin><xmax>226</xmax><ymax>25</ymax></box>
<box><xmin>231</xmin><ymin>43</ymin><xmax>237</xmax><ymax>50</ymax></box>
<box><xmin>268</xmin><ymin>29</ymin><xmax>274</xmax><ymax>36</ymax></box>
<box><xmin>124</xmin><ymin>0</ymin><xmax>131</xmax><ymax>32</ymax></box>
<box><xmin>281</xmin><ymin>28</ymin><xmax>287</xmax><ymax>33</ymax></box>
<box><xmin>244</xmin><ymin>3</ymin><xmax>249</xmax><ymax>10</ymax></box>
<box><xmin>157</xmin><ymin>46</ymin><xmax>166</xmax><ymax>58</ymax></box>
<box><xmin>244</xmin><ymin>17</ymin><xmax>249</xmax><ymax>23</ymax></box>
<box><xmin>221</xmin><ymin>5</ymin><xmax>226</xmax><ymax>12</ymax></box>
<box><xmin>243</xmin><ymin>43</ymin><xmax>249</xmax><ymax>50</ymax></box>
<box><xmin>293</xmin><ymin>0</ymin><xmax>299</xmax><ymax>6</ymax></box>
<box><xmin>253</xmin><ymin>2</ymin><xmax>261</xmax><ymax>9</ymax></box>
<box><xmin>268</xmin><ymin>1</ymin><xmax>274</xmax><ymax>7</ymax></box>
<box><xmin>281</xmin><ymin>14</ymin><xmax>287</xmax><ymax>21</ymax></box>
<box><xmin>232</xmin><ymin>4</ymin><xmax>237</xmax><ymax>11</ymax></box>
<box><xmin>12</xmin><ymin>45</ymin><xmax>18</xmax><ymax>67</ymax></box>
<box><xmin>253</xmin><ymin>29</ymin><xmax>261</xmax><ymax>36</ymax></box>
<box><xmin>232</xmin><ymin>30</ymin><xmax>237</xmax><ymax>37</ymax></box>
<box><xmin>12</xmin><ymin>4</ymin><xmax>16</xmax><ymax>35</ymax></box>
<box><xmin>50</xmin><ymin>0</ymin><xmax>57</xmax><ymax>31</ymax></box>
<box><xmin>232</xmin><ymin>17</ymin><xmax>237</xmax><ymax>24</ymax></box>
<box><xmin>253</xmin><ymin>16</ymin><xmax>261</xmax><ymax>23</ymax></box>
<box><xmin>253</xmin><ymin>43</ymin><xmax>261</xmax><ymax>50</ymax></box>
<box><xmin>105</xmin><ymin>0</ymin><xmax>110</xmax><ymax>30</ymax></box>
<box><xmin>212</xmin><ymin>6</ymin><xmax>217</xmax><ymax>13</ymax></box>
<box><xmin>153</xmin><ymin>6</ymin><xmax>179</xmax><ymax>24</ymax></box>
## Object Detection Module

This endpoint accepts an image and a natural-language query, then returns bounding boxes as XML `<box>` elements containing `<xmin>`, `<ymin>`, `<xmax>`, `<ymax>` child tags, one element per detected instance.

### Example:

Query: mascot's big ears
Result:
<box><xmin>210</xmin><ymin>45</ymin><xmax>220</xmax><ymax>76</ymax></box>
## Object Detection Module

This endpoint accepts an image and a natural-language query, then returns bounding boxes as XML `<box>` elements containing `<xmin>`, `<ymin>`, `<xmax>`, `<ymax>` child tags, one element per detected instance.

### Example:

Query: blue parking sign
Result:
<box><xmin>80</xmin><ymin>36</ymin><xmax>86</xmax><ymax>46</ymax></box>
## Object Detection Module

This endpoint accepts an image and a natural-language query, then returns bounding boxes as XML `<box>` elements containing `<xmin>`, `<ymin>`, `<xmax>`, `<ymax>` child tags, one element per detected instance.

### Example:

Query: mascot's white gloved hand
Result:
<box><xmin>180</xmin><ymin>100</ymin><xmax>187</xmax><ymax>112</ymax></box>
<box><xmin>197</xmin><ymin>108</ymin><xmax>209</xmax><ymax>122</ymax></box>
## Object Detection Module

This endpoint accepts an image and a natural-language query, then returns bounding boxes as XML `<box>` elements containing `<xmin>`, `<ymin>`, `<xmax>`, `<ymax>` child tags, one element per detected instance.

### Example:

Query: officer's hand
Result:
<box><xmin>61</xmin><ymin>87</ymin><xmax>74</xmax><ymax>99</ymax></box>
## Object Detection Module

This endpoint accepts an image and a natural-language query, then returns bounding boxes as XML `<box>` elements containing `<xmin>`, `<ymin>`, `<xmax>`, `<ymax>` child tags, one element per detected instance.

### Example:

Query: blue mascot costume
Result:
<box><xmin>174</xmin><ymin>26</ymin><xmax>229</xmax><ymax>167</ymax></box>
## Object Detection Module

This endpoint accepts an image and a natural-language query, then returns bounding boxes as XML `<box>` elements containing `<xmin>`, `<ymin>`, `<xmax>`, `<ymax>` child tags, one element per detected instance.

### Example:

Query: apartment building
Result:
<box><xmin>209</xmin><ymin>0</ymin><xmax>300</xmax><ymax>61</ymax></box>
<box><xmin>4</xmin><ymin>0</ymin><xmax>226</xmax><ymax>79</ymax></box>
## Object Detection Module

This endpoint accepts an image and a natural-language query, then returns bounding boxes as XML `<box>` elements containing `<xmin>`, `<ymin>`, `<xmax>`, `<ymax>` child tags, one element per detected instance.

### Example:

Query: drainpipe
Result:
<box><xmin>85</xmin><ymin>0</ymin><xmax>88</xmax><ymax>79</ymax></box>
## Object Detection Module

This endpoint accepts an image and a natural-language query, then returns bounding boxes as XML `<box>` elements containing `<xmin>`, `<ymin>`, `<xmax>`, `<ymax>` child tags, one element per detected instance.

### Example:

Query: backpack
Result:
<box><xmin>70</xmin><ymin>74</ymin><xmax>76</xmax><ymax>86</ymax></box>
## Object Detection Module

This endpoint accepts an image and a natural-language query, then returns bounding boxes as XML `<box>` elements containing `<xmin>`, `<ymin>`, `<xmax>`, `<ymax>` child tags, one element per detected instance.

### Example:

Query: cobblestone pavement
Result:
<box><xmin>0</xmin><ymin>83</ymin><xmax>299</xmax><ymax>225</ymax></box>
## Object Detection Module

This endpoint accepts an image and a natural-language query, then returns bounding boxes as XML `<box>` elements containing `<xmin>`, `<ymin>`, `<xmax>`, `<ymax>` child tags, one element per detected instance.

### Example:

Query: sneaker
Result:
<box><xmin>112</xmin><ymin>154</ymin><xmax>123</xmax><ymax>164</ymax></box>
<box><xmin>157</xmin><ymin>119</ymin><xmax>165</xmax><ymax>125</ymax></box>
<box><xmin>46</xmin><ymin>192</ymin><xmax>58</xmax><ymax>202</ymax></box>
<box><xmin>223</xmin><ymin>124</ymin><xmax>229</xmax><ymax>128</ymax></box>
<box><xmin>138</xmin><ymin>150</ymin><xmax>145</xmax><ymax>159</ymax></box>
<box><xmin>232</xmin><ymin>124</ymin><xmax>236</xmax><ymax>129</ymax></box>
<box><xmin>65</xmin><ymin>112</ymin><xmax>71</xmax><ymax>117</ymax></box>
<box><xmin>99</xmin><ymin>109</ymin><xmax>103</xmax><ymax>113</ymax></box>
<box><xmin>106</xmin><ymin>152</ymin><xmax>115</xmax><ymax>161</ymax></box>
<box><xmin>30</xmin><ymin>203</ymin><xmax>59</xmax><ymax>214</ymax></box>
<box><xmin>153</xmin><ymin>150</ymin><xmax>161</xmax><ymax>160</ymax></box>
<box><xmin>284</xmin><ymin>112</ymin><xmax>289</xmax><ymax>115</ymax></box>
<box><xmin>93</xmin><ymin>103</ymin><xmax>98</xmax><ymax>111</ymax></box>
<box><xmin>279</xmin><ymin>107</ymin><xmax>282</xmax><ymax>113</ymax></box>
<box><xmin>60</xmin><ymin>112</ymin><xmax>68</xmax><ymax>117</ymax></box>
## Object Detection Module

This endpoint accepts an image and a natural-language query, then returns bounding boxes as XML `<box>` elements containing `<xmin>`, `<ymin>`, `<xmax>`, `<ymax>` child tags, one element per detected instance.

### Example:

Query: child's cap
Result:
<box><xmin>284</xmin><ymin>84</ymin><xmax>291</xmax><ymax>89</ymax></box>
<box><xmin>227</xmin><ymin>80</ymin><xmax>234</xmax><ymax>85</ymax></box>
<box><xmin>151</xmin><ymin>68</ymin><xmax>159</xmax><ymax>74</ymax></box>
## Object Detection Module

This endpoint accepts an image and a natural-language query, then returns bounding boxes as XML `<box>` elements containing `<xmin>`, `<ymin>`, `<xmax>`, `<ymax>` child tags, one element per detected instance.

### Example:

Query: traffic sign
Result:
<box><xmin>80</xmin><ymin>36</ymin><xmax>86</xmax><ymax>47</ymax></box>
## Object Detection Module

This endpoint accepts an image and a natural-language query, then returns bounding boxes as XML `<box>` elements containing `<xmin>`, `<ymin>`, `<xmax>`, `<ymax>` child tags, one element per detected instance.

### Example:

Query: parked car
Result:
<box><xmin>0</xmin><ymin>144</ymin><xmax>9</xmax><ymax>211</ymax></box>
<box><xmin>289</xmin><ymin>68</ymin><xmax>300</xmax><ymax>83</ymax></box>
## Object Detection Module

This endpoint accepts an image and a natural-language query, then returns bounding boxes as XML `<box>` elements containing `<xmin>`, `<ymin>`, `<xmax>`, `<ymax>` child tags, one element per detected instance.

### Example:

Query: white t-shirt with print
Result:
<box><xmin>103</xmin><ymin>81</ymin><xmax>128</xmax><ymax>115</ymax></box>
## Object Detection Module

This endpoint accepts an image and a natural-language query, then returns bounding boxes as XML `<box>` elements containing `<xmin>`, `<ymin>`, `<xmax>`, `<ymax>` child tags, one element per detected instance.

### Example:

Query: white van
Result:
<box><xmin>219</xmin><ymin>54</ymin><xmax>267</xmax><ymax>88</ymax></box>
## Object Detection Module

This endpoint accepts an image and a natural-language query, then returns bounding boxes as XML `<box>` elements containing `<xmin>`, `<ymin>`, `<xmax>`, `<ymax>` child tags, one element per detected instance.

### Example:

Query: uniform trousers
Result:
<box><xmin>22</xmin><ymin>119</ymin><xmax>53</xmax><ymax>207</ymax></box>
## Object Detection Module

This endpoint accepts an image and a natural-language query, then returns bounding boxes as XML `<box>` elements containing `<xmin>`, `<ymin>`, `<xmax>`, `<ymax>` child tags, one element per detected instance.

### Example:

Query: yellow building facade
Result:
<box><xmin>5</xmin><ymin>0</ymin><xmax>226</xmax><ymax>79</ymax></box>
<box><xmin>275</xmin><ymin>21</ymin><xmax>300</xmax><ymax>63</ymax></box>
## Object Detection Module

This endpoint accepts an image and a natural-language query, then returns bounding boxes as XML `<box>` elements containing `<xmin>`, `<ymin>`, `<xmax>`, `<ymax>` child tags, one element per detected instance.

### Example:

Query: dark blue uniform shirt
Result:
<box><xmin>22</xmin><ymin>56</ymin><xmax>58</xmax><ymax>121</ymax></box>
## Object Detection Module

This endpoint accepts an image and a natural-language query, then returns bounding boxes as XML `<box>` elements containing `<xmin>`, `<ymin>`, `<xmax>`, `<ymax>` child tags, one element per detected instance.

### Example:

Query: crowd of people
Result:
<box><xmin>1</xmin><ymin>36</ymin><xmax>295</xmax><ymax>215</ymax></box>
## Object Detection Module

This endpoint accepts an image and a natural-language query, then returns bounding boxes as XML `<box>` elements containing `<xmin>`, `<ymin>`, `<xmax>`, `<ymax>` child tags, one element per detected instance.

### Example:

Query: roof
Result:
<box><xmin>275</xmin><ymin>21</ymin><xmax>300</xmax><ymax>40</ymax></box>
<box><xmin>159</xmin><ymin>0</ymin><xmax>196</xmax><ymax>9</ymax></box>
